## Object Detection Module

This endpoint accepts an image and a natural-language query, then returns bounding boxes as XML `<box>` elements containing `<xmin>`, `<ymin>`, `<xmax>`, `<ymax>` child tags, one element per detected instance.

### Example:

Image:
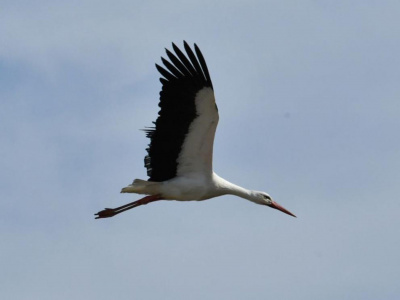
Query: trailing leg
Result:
<box><xmin>94</xmin><ymin>194</ymin><xmax>163</xmax><ymax>219</ymax></box>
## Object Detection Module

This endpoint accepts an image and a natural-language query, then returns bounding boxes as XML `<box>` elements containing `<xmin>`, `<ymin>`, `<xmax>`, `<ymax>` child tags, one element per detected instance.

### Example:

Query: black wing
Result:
<box><xmin>144</xmin><ymin>41</ymin><xmax>214</xmax><ymax>182</ymax></box>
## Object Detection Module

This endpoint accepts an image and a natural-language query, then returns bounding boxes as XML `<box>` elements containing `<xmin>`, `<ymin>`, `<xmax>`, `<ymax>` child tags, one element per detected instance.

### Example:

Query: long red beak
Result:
<box><xmin>269</xmin><ymin>201</ymin><xmax>296</xmax><ymax>217</ymax></box>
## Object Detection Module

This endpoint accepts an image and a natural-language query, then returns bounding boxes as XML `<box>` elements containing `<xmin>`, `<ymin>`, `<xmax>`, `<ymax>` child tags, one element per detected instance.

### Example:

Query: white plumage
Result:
<box><xmin>95</xmin><ymin>42</ymin><xmax>295</xmax><ymax>219</ymax></box>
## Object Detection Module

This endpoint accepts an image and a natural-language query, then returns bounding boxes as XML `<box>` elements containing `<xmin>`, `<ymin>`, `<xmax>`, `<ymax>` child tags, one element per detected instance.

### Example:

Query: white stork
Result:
<box><xmin>95</xmin><ymin>41</ymin><xmax>296</xmax><ymax>219</ymax></box>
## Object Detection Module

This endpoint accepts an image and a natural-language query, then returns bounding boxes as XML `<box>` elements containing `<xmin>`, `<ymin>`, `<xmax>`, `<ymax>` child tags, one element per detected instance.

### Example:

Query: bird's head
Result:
<box><xmin>252</xmin><ymin>191</ymin><xmax>296</xmax><ymax>218</ymax></box>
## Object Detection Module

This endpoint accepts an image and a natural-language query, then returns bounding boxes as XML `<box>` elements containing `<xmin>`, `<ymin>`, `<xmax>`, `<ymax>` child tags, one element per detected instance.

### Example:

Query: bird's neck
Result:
<box><xmin>213</xmin><ymin>173</ymin><xmax>256</xmax><ymax>202</ymax></box>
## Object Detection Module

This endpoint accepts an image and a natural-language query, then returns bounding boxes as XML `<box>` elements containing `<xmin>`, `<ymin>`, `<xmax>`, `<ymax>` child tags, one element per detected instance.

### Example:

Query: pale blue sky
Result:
<box><xmin>1</xmin><ymin>1</ymin><xmax>400</xmax><ymax>299</ymax></box>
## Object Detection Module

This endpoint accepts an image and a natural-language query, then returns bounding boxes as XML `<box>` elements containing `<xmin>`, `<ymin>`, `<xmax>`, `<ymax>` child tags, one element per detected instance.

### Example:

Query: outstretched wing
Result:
<box><xmin>144</xmin><ymin>41</ymin><xmax>219</xmax><ymax>182</ymax></box>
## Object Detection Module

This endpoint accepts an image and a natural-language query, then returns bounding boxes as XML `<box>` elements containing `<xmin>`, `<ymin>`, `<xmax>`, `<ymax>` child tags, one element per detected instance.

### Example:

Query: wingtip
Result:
<box><xmin>160</xmin><ymin>57</ymin><xmax>168</xmax><ymax>64</ymax></box>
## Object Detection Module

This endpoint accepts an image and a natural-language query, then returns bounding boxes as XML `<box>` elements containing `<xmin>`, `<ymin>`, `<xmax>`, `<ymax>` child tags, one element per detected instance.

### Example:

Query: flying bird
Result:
<box><xmin>95</xmin><ymin>41</ymin><xmax>296</xmax><ymax>219</ymax></box>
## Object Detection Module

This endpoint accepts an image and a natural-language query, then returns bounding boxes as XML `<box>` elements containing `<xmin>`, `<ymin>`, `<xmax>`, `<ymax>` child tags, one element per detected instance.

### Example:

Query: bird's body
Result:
<box><xmin>95</xmin><ymin>42</ymin><xmax>295</xmax><ymax>219</ymax></box>
<box><xmin>122</xmin><ymin>173</ymin><xmax>254</xmax><ymax>202</ymax></box>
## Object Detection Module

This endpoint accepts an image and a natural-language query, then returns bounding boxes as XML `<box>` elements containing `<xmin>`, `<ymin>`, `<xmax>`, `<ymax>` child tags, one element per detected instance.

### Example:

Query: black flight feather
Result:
<box><xmin>144</xmin><ymin>41</ymin><xmax>213</xmax><ymax>182</ymax></box>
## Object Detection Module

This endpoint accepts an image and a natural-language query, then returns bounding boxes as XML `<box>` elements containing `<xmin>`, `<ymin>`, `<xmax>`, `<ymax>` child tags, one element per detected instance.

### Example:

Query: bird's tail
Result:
<box><xmin>120</xmin><ymin>179</ymin><xmax>159</xmax><ymax>194</ymax></box>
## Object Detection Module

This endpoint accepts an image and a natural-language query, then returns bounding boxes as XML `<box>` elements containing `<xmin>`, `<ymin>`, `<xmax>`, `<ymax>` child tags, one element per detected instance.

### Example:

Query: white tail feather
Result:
<box><xmin>121</xmin><ymin>179</ymin><xmax>160</xmax><ymax>195</ymax></box>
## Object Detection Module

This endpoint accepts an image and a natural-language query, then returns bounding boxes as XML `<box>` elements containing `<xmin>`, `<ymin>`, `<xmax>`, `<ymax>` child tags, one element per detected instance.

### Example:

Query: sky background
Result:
<box><xmin>1</xmin><ymin>1</ymin><xmax>400</xmax><ymax>299</ymax></box>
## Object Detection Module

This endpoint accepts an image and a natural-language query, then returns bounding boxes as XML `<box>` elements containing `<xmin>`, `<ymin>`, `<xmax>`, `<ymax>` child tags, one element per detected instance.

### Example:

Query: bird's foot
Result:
<box><xmin>94</xmin><ymin>208</ymin><xmax>118</xmax><ymax>219</ymax></box>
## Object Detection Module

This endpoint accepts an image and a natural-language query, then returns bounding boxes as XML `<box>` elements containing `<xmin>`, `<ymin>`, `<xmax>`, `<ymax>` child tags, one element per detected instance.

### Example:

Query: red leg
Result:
<box><xmin>94</xmin><ymin>194</ymin><xmax>163</xmax><ymax>219</ymax></box>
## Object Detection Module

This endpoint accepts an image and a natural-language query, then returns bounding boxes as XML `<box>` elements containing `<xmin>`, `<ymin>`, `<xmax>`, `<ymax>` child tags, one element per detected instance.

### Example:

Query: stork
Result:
<box><xmin>95</xmin><ymin>41</ymin><xmax>296</xmax><ymax>219</ymax></box>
